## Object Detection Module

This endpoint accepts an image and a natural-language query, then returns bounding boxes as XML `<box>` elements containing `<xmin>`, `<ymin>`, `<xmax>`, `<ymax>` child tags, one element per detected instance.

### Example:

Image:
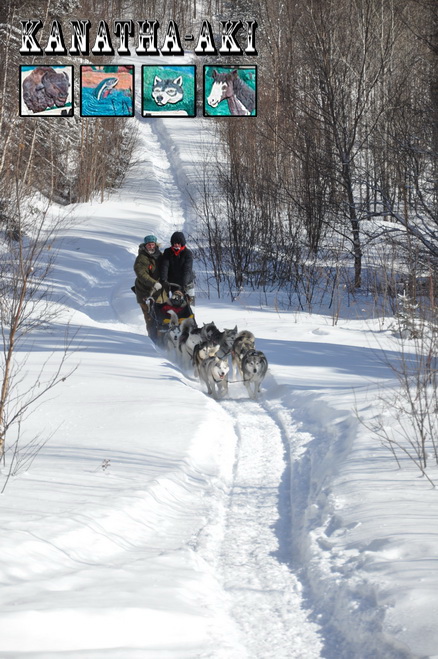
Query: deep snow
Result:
<box><xmin>0</xmin><ymin>58</ymin><xmax>437</xmax><ymax>659</ymax></box>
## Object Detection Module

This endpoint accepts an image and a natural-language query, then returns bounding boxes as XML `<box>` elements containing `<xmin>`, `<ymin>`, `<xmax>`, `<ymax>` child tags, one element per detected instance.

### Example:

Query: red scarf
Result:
<box><xmin>162</xmin><ymin>302</ymin><xmax>186</xmax><ymax>316</ymax></box>
<box><xmin>171</xmin><ymin>245</ymin><xmax>186</xmax><ymax>256</ymax></box>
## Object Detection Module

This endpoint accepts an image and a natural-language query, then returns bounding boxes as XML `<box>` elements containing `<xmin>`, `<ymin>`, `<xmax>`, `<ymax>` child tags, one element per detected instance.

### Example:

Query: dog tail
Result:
<box><xmin>167</xmin><ymin>310</ymin><xmax>179</xmax><ymax>326</ymax></box>
<box><xmin>179</xmin><ymin>317</ymin><xmax>196</xmax><ymax>347</ymax></box>
<box><xmin>180</xmin><ymin>317</ymin><xmax>196</xmax><ymax>332</ymax></box>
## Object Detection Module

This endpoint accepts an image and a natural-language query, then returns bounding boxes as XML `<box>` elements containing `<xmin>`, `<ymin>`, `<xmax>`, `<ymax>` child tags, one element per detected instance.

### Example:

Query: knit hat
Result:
<box><xmin>144</xmin><ymin>234</ymin><xmax>157</xmax><ymax>244</ymax></box>
<box><xmin>170</xmin><ymin>231</ymin><xmax>186</xmax><ymax>246</ymax></box>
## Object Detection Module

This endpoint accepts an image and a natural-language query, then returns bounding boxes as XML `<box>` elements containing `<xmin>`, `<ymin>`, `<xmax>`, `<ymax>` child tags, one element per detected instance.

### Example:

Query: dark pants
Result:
<box><xmin>139</xmin><ymin>302</ymin><xmax>158</xmax><ymax>342</ymax></box>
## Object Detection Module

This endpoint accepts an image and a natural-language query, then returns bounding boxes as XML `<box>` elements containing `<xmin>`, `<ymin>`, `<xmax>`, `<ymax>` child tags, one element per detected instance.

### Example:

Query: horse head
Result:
<box><xmin>207</xmin><ymin>70</ymin><xmax>238</xmax><ymax>108</ymax></box>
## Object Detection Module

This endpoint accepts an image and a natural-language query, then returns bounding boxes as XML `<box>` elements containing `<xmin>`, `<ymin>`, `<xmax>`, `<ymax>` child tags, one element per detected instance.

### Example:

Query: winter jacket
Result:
<box><xmin>133</xmin><ymin>243</ymin><xmax>162</xmax><ymax>303</ymax></box>
<box><xmin>160</xmin><ymin>245</ymin><xmax>194</xmax><ymax>291</ymax></box>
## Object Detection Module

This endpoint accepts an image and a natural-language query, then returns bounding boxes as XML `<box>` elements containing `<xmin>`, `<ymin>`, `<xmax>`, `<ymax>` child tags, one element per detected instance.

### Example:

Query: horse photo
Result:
<box><xmin>204</xmin><ymin>66</ymin><xmax>256</xmax><ymax>117</ymax></box>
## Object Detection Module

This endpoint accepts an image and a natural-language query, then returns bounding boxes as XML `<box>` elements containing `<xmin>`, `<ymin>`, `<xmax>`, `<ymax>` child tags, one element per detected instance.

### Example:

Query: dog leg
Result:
<box><xmin>222</xmin><ymin>379</ymin><xmax>229</xmax><ymax>398</ymax></box>
<box><xmin>245</xmin><ymin>379</ymin><xmax>255</xmax><ymax>399</ymax></box>
<box><xmin>231</xmin><ymin>354</ymin><xmax>237</xmax><ymax>381</ymax></box>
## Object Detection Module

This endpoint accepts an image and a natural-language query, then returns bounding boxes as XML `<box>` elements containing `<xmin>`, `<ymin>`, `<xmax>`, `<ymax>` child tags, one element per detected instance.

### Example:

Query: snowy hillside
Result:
<box><xmin>0</xmin><ymin>64</ymin><xmax>437</xmax><ymax>659</ymax></box>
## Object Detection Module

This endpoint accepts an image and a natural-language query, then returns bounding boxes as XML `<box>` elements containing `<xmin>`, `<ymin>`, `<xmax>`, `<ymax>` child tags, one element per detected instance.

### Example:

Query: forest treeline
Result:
<box><xmin>1</xmin><ymin>0</ymin><xmax>437</xmax><ymax>310</ymax></box>
<box><xmin>197</xmin><ymin>0</ymin><xmax>437</xmax><ymax>311</ymax></box>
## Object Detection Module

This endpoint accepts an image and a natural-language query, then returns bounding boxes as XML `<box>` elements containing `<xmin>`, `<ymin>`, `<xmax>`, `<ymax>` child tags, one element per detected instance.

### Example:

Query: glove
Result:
<box><xmin>185</xmin><ymin>287</ymin><xmax>195</xmax><ymax>298</ymax></box>
<box><xmin>152</xmin><ymin>281</ymin><xmax>162</xmax><ymax>292</ymax></box>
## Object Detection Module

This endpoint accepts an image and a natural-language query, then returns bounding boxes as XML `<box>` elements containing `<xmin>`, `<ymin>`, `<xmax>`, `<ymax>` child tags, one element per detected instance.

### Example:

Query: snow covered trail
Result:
<box><xmin>109</xmin><ymin>98</ymin><xmax>326</xmax><ymax>654</ymax></box>
<box><xmin>116</xmin><ymin>97</ymin><xmax>326</xmax><ymax>655</ymax></box>
<box><xmin>216</xmin><ymin>397</ymin><xmax>323</xmax><ymax>658</ymax></box>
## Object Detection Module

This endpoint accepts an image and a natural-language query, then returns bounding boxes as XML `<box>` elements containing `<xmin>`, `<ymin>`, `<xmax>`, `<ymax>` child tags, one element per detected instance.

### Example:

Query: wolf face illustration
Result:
<box><xmin>151</xmin><ymin>76</ymin><xmax>184</xmax><ymax>106</ymax></box>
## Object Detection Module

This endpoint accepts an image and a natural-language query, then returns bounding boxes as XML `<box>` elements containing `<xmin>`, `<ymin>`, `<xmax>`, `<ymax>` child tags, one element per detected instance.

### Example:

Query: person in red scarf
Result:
<box><xmin>160</xmin><ymin>231</ymin><xmax>195</xmax><ymax>303</ymax></box>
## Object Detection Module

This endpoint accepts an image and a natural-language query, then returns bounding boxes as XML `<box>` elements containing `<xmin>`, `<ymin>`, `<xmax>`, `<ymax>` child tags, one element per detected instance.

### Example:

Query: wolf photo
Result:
<box><xmin>142</xmin><ymin>65</ymin><xmax>196</xmax><ymax>117</ymax></box>
<box><xmin>80</xmin><ymin>65</ymin><xmax>134</xmax><ymax>117</ymax></box>
<box><xmin>204</xmin><ymin>65</ymin><xmax>257</xmax><ymax>117</ymax></box>
<box><xmin>20</xmin><ymin>65</ymin><xmax>73</xmax><ymax>117</ymax></box>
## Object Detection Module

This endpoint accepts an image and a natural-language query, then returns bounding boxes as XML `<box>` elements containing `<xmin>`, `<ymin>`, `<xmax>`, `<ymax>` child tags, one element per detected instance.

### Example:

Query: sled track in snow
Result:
<box><xmin>216</xmin><ymin>396</ymin><xmax>322</xmax><ymax>659</ymax></box>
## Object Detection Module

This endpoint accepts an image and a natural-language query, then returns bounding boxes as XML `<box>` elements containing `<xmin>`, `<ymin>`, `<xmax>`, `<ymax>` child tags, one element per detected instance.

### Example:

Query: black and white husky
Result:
<box><xmin>203</xmin><ymin>323</ymin><xmax>238</xmax><ymax>359</ymax></box>
<box><xmin>178</xmin><ymin>318</ymin><xmax>201</xmax><ymax>367</ymax></box>
<box><xmin>192</xmin><ymin>339</ymin><xmax>220</xmax><ymax>378</ymax></box>
<box><xmin>198</xmin><ymin>355</ymin><xmax>229</xmax><ymax>399</ymax></box>
<box><xmin>162</xmin><ymin>310</ymin><xmax>181</xmax><ymax>353</ymax></box>
<box><xmin>178</xmin><ymin>320</ymin><xmax>218</xmax><ymax>368</ymax></box>
<box><xmin>231</xmin><ymin>330</ymin><xmax>256</xmax><ymax>379</ymax></box>
<box><xmin>152</xmin><ymin>76</ymin><xmax>184</xmax><ymax>106</ymax></box>
<box><xmin>241</xmin><ymin>349</ymin><xmax>268</xmax><ymax>399</ymax></box>
<box><xmin>216</xmin><ymin>325</ymin><xmax>238</xmax><ymax>358</ymax></box>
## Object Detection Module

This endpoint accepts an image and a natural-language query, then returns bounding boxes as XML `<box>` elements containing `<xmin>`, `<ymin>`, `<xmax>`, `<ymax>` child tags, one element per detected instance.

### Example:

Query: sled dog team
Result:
<box><xmin>133</xmin><ymin>232</ymin><xmax>268</xmax><ymax>399</ymax></box>
<box><xmin>162</xmin><ymin>317</ymin><xmax>268</xmax><ymax>400</ymax></box>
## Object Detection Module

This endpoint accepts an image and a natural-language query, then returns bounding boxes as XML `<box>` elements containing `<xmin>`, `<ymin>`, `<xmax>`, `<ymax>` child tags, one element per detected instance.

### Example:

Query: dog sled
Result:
<box><xmin>147</xmin><ymin>283</ymin><xmax>195</xmax><ymax>346</ymax></box>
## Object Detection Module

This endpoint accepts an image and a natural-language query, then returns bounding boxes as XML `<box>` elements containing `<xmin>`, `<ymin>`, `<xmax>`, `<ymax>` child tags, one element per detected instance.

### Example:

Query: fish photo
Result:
<box><xmin>80</xmin><ymin>65</ymin><xmax>134</xmax><ymax>117</ymax></box>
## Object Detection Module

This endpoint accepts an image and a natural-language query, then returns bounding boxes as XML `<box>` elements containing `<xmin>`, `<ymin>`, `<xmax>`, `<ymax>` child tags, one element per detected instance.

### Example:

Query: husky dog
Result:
<box><xmin>216</xmin><ymin>325</ymin><xmax>239</xmax><ymax>358</ymax></box>
<box><xmin>231</xmin><ymin>330</ymin><xmax>256</xmax><ymax>379</ymax></box>
<box><xmin>198</xmin><ymin>355</ymin><xmax>229</xmax><ymax>399</ymax></box>
<box><xmin>192</xmin><ymin>339</ymin><xmax>220</xmax><ymax>378</ymax></box>
<box><xmin>179</xmin><ymin>320</ymin><xmax>216</xmax><ymax>355</ymax></box>
<box><xmin>162</xmin><ymin>311</ymin><xmax>181</xmax><ymax>353</ymax></box>
<box><xmin>200</xmin><ymin>323</ymin><xmax>238</xmax><ymax>357</ymax></box>
<box><xmin>152</xmin><ymin>76</ymin><xmax>184</xmax><ymax>106</ymax></box>
<box><xmin>178</xmin><ymin>318</ymin><xmax>203</xmax><ymax>369</ymax></box>
<box><xmin>241</xmin><ymin>349</ymin><xmax>268</xmax><ymax>399</ymax></box>
<box><xmin>156</xmin><ymin>310</ymin><xmax>179</xmax><ymax>351</ymax></box>
<box><xmin>200</xmin><ymin>321</ymin><xmax>220</xmax><ymax>342</ymax></box>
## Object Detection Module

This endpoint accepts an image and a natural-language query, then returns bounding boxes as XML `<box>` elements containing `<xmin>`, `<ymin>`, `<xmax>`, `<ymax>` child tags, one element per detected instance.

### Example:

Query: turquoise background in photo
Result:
<box><xmin>142</xmin><ymin>66</ymin><xmax>196</xmax><ymax>116</ymax></box>
<box><xmin>81</xmin><ymin>67</ymin><xmax>134</xmax><ymax>117</ymax></box>
<box><xmin>81</xmin><ymin>87</ymin><xmax>133</xmax><ymax>116</ymax></box>
<box><xmin>204</xmin><ymin>66</ymin><xmax>256</xmax><ymax>117</ymax></box>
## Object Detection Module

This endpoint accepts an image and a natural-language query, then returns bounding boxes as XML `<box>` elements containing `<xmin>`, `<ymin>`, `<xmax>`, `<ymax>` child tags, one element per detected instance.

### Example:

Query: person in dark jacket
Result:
<box><xmin>160</xmin><ymin>231</ymin><xmax>195</xmax><ymax>303</ymax></box>
<box><xmin>133</xmin><ymin>234</ymin><xmax>166</xmax><ymax>340</ymax></box>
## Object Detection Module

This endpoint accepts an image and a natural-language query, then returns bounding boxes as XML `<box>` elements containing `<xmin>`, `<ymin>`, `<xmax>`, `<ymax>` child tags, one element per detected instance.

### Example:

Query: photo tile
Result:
<box><xmin>203</xmin><ymin>65</ymin><xmax>257</xmax><ymax>117</ymax></box>
<box><xmin>142</xmin><ymin>65</ymin><xmax>196</xmax><ymax>117</ymax></box>
<box><xmin>80</xmin><ymin>65</ymin><xmax>134</xmax><ymax>117</ymax></box>
<box><xmin>20</xmin><ymin>65</ymin><xmax>73</xmax><ymax>117</ymax></box>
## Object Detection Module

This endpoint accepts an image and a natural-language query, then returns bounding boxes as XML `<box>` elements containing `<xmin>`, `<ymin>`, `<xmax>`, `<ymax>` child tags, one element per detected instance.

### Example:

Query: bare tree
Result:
<box><xmin>0</xmin><ymin>197</ymin><xmax>77</xmax><ymax>488</ymax></box>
